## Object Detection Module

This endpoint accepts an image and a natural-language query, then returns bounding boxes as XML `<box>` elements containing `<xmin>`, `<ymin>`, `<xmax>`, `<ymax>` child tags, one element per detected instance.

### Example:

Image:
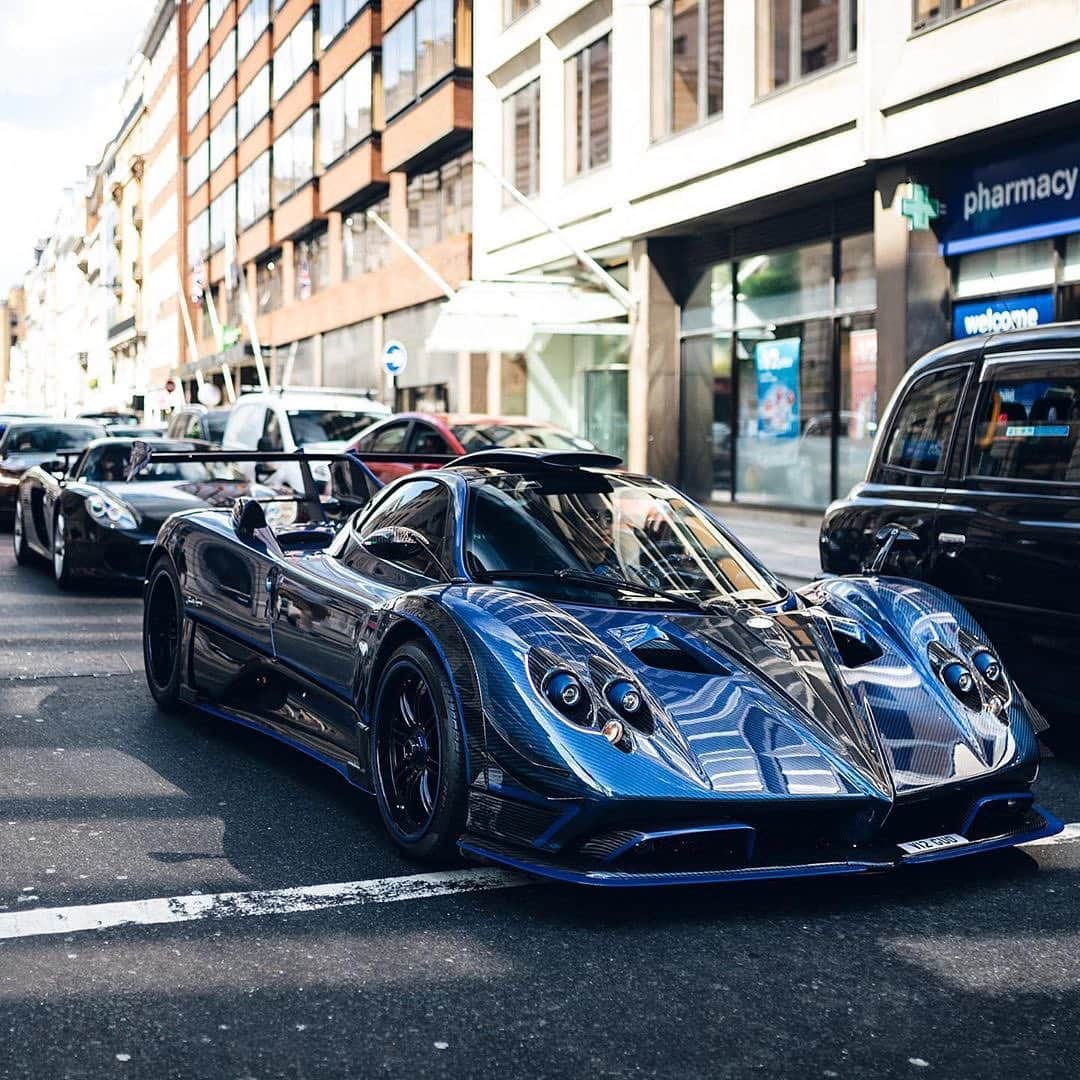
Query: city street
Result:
<box><xmin>2</xmin><ymin>540</ymin><xmax>1080</xmax><ymax>1080</ymax></box>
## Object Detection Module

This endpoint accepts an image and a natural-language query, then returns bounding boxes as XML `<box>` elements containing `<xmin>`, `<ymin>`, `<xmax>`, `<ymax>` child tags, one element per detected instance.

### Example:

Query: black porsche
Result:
<box><xmin>12</xmin><ymin>438</ymin><xmax>280</xmax><ymax>588</ymax></box>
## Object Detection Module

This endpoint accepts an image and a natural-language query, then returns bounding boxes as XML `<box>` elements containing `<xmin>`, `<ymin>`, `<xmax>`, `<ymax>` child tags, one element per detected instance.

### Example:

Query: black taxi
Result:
<box><xmin>820</xmin><ymin>323</ymin><xmax>1080</xmax><ymax>730</ymax></box>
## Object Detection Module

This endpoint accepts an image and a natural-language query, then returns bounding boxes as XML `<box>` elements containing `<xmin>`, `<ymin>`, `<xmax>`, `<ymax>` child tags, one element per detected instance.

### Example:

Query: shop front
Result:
<box><xmin>679</xmin><ymin>218</ymin><xmax>878</xmax><ymax>510</ymax></box>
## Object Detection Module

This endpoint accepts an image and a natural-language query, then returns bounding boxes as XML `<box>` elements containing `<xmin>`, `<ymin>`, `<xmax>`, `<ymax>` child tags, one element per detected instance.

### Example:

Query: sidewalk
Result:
<box><xmin>708</xmin><ymin>504</ymin><xmax>823</xmax><ymax>586</ymax></box>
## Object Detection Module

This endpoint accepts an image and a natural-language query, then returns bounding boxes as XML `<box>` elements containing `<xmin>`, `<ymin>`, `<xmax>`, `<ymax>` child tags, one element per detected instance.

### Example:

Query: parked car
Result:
<box><xmin>13</xmin><ymin>438</ymin><xmax>278</xmax><ymax>588</ymax></box>
<box><xmin>165</xmin><ymin>404</ymin><xmax>232</xmax><ymax>446</ymax></box>
<box><xmin>77</xmin><ymin>409</ymin><xmax>139</xmax><ymax>427</ymax></box>
<box><xmin>0</xmin><ymin>420</ymin><xmax>106</xmax><ymax>524</ymax></box>
<box><xmin>349</xmin><ymin>412</ymin><xmax>598</xmax><ymax>483</ymax></box>
<box><xmin>136</xmin><ymin>444</ymin><xmax>1060</xmax><ymax>884</ymax></box>
<box><xmin>0</xmin><ymin>411</ymin><xmax>46</xmax><ymax>441</ymax></box>
<box><xmin>108</xmin><ymin>424</ymin><xmax>167</xmax><ymax>439</ymax></box>
<box><xmin>222</xmin><ymin>389</ymin><xmax>389</xmax><ymax>491</ymax></box>
<box><xmin>820</xmin><ymin>322</ymin><xmax>1080</xmax><ymax>731</ymax></box>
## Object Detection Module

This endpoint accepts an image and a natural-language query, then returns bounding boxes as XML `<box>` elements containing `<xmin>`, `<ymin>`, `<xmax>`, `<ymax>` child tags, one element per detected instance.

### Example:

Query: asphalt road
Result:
<box><xmin>1</xmin><ymin>542</ymin><xmax>1080</xmax><ymax>1079</ymax></box>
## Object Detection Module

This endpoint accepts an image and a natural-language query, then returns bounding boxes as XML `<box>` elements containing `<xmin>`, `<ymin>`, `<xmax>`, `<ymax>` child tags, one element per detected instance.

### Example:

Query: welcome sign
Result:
<box><xmin>939</xmin><ymin>139</ymin><xmax>1080</xmax><ymax>254</ymax></box>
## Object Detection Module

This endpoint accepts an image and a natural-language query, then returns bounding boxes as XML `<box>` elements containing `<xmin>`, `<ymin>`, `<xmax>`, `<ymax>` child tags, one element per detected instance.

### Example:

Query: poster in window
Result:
<box><xmin>754</xmin><ymin>338</ymin><xmax>801</xmax><ymax>439</ymax></box>
<box><xmin>848</xmin><ymin>328</ymin><xmax>878</xmax><ymax>439</ymax></box>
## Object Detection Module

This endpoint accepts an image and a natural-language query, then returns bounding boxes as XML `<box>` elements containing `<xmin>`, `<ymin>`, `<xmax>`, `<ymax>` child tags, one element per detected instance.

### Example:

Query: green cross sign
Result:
<box><xmin>899</xmin><ymin>183</ymin><xmax>941</xmax><ymax>231</ymax></box>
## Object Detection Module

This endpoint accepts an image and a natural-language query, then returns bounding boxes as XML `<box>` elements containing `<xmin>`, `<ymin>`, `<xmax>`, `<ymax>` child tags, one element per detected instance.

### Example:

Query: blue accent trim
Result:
<box><xmin>196</xmin><ymin>702</ymin><xmax>369</xmax><ymax>791</ymax></box>
<box><xmin>900</xmin><ymin>804</ymin><xmax>1062</xmax><ymax>866</ymax></box>
<box><xmin>532</xmin><ymin>803</ymin><xmax>582</xmax><ymax>850</ymax></box>
<box><xmin>959</xmin><ymin>791</ymin><xmax>1033</xmax><ymax>836</ymax></box>
<box><xmin>601</xmin><ymin>823</ymin><xmax>756</xmax><ymax>865</ymax></box>
<box><xmin>942</xmin><ymin>216</ymin><xmax>1080</xmax><ymax>255</ymax></box>
<box><xmin>459</xmin><ymin>842</ymin><xmax>879</xmax><ymax>888</ymax></box>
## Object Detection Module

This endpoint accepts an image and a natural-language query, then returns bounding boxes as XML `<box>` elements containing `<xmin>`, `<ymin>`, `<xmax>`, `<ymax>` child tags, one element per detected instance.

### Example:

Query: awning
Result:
<box><xmin>425</xmin><ymin>278</ymin><xmax>629</xmax><ymax>354</ymax></box>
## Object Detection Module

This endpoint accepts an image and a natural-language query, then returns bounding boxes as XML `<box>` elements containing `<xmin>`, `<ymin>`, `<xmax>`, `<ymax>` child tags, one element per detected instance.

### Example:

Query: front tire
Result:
<box><xmin>12</xmin><ymin>499</ymin><xmax>31</xmax><ymax>565</ymax></box>
<box><xmin>371</xmin><ymin>641</ymin><xmax>467</xmax><ymax>863</ymax></box>
<box><xmin>143</xmin><ymin>558</ymin><xmax>184</xmax><ymax>712</ymax></box>
<box><xmin>52</xmin><ymin>511</ymin><xmax>74</xmax><ymax>589</ymax></box>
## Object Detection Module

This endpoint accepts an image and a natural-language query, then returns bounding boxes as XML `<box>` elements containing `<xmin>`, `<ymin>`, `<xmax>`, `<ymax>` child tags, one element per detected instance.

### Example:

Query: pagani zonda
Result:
<box><xmin>13</xmin><ymin>438</ymin><xmax>279</xmax><ymax>588</ymax></box>
<box><xmin>137</xmin><ymin>446</ymin><xmax>1061</xmax><ymax>886</ymax></box>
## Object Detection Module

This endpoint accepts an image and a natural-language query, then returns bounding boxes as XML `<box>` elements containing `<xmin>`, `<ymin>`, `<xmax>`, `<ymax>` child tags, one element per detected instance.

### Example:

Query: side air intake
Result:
<box><xmin>630</xmin><ymin>638</ymin><xmax>729</xmax><ymax>676</ymax></box>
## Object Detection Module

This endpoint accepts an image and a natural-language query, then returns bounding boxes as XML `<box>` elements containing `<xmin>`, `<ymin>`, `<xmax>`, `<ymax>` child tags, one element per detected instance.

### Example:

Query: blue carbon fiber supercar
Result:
<box><xmin>136</xmin><ymin>446</ymin><xmax>1062</xmax><ymax>886</ymax></box>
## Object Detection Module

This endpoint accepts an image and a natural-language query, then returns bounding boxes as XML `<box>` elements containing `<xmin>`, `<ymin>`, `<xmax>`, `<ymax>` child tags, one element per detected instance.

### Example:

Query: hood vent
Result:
<box><xmin>630</xmin><ymin>638</ymin><xmax>729</xmax><ymax>676</ymax></box>
<box><xmin>827</xmin><ymin>620</ymin><xmax>883</xmax><ymax>669</ymax></box>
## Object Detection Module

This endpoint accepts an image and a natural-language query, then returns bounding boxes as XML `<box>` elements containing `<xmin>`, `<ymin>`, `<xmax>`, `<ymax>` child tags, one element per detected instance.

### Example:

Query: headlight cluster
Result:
<box><xmin>928</xmin><ymin>636</ymin><xmax>1009</xmax><ymax>715</ymax></box>
<box><xmin>87</xmin><ymin>494</ymin><xmax>137</xmax><ymax>531</ymax></box>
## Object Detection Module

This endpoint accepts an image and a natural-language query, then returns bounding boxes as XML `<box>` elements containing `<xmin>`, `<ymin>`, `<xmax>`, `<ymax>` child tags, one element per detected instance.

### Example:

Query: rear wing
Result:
<box><xmin>124</xmin><ymin>441</ymin><xmax>457</xmax><ymax>519</ymax></box>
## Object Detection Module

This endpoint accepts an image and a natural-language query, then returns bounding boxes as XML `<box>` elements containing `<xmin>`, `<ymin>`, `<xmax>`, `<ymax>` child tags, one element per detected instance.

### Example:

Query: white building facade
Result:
<box><xmin>473</xmin><ymin>0</ymin><xmax>1080</xmax><ymax>508</ymax></box>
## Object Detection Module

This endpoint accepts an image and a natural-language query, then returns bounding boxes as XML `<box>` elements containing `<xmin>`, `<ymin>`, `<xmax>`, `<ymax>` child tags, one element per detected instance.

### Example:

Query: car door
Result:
<box><xmin>270</xmin><ymin>478</ymin><xmax>453</xmax><ymax>751</ymax></box>
<box><xmin>930</xmin><ymin>354</ymin><xmax>1080</xmax><ymax>723</ymax></box>
<box><xmin>820</xmin><ymin>362</ymin><xmax>974</xmax><ymax>576</ymax></box>
<box><xmin>359</xmin><ymin>420</ymin><xmax>414</xmax><ymax>485</ymax></box>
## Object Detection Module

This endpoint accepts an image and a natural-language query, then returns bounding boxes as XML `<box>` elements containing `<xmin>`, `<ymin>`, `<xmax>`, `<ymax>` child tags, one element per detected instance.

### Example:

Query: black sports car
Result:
<box><xmin>0</xmin><ymin>420</ymin><xmax>106</xmax><ymax>524</ymax></box>
<box><xmin>13</xmin><ymin>438</ymin><xmax>279</xmax><ymax>588</ymax></box>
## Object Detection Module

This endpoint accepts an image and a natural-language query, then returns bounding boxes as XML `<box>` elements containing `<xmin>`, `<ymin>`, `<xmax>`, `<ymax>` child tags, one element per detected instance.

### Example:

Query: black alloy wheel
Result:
<box><xmin>371</xmin><ymin>641</ymin><xmax>467</xmax><ymax>862</ymax></box>
<box><xmin>143</xmin><ymin>558</ymin><xmax>184</xmax><ymax>711</ymax></box>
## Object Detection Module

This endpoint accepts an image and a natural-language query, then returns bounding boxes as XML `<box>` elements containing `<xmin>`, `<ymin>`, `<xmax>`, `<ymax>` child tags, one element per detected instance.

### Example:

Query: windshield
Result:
<box><xmin>452</xmin><ymin>423</ymin><xmax>595</xmax><ymax>453</ymax></box>
<box><xmin>80</xmin><ymin>444</ymin><xmax>246</xmax><ymax>484</ymax></box>
<box><xmin>466</xmin><ymin>472</ymin><xmax>783</xmax><ymax>607</ymax></box>
<box><xmin>1</xmin><ymin>424</ymin><xmax>104</xmax><ymax>455</ymax></box>
<box><xmin>288</xmin><ymin>409</ymin><xmax>380</xmax><ymax>444</ymax></box>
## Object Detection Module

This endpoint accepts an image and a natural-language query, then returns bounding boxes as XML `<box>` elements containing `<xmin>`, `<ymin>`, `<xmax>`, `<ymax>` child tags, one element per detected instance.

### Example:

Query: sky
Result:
<box><xmin>0</xmin><ymin>0</ymin><xmax>152</xmax><ymax>291</ymax></box>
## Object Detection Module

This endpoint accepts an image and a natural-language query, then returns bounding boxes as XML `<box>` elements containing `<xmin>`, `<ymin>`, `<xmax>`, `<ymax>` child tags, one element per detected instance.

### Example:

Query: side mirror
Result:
<box><xmin>232</xmin><ymin>497</ymin><xmax>268</xmax><ymax>541</ymax></box>
<box><xmin>868</xmin><ymin>523</ymin><xmax>920</xmax><ymax>574</ymax></box>
<box><xmin>361</xmin><ymin>526</ymin><xmax>424</xmax><ymax>562</ymax></box>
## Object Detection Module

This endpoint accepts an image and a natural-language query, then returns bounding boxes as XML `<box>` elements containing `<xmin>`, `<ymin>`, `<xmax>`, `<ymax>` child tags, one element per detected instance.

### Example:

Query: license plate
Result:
<box><xmin>898</xmin><ymin>833</ymin><xmax>969</xmax><ymax>855</ymax></box>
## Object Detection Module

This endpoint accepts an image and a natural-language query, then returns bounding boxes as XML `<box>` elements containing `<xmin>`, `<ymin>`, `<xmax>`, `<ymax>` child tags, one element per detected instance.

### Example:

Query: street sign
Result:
<box><xmin>382</xmin><ymin>339</ymin><xmax>408</xmax><ymax>377</ymax></box>
<box><xmin>164</xmin><ymin>377</ymin><xmax>177</xmax><ymax>394</ymax></box>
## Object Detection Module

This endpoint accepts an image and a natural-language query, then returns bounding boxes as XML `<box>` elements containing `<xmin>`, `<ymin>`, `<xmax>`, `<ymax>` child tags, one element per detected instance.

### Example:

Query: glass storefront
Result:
<box><xmin>680</xmin><ymin>232</ymin><xmax>877</xmax><ymax>508</ymax></box>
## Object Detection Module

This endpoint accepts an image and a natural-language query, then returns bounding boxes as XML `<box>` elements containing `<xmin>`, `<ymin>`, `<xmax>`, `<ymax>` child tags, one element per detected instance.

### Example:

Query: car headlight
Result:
<box><xmin>971</xmin><ymin>649</ymin><xmax>1003</xmax><ymax>685</ymax></box>
<box><xmin>87</xmin><ymin>494</ymin><xmax>137</xmax><ymax>530</ymax></box>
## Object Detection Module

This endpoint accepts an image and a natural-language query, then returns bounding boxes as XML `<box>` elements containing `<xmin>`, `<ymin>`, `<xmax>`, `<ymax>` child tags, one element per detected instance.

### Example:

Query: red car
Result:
<box><xmin>348</xmin><ymin>413</ymin><xmax>599</xmax><ymax>484</ymax></box>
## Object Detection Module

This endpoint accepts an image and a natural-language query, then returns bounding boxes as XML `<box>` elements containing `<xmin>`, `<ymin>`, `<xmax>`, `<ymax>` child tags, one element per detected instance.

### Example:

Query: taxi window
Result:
<box><xmin>881</xmin><ymin>368</ymin><xmax>967</xmax><ymax>474</ymax></box>
<box><xmin>970</xmin><ymin>372</ymin><xmax>1080</xmax><ymax>484</ymax></box>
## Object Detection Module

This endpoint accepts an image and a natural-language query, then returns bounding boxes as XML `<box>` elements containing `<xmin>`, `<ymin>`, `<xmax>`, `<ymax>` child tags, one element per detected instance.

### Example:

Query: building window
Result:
<box><xmin>188</xmin><ymin>70</ymin><xmax>210</xmax><ymax>130</ymax></box>
<box><xmin>209</xmin><ymin>0</ymin><xmax>228</xmax><ymax>29</ymax></box>
<box><xmin>343</xmin><ymin>198</ymin><xmax>392</xmax><ymax>279</ymax></box>
<box><xmin>238</xmin><ymin>150</ymin><xmax>271</xmax><ymax>230</ymax></box>
<box><xmin>914</xmin><ymin>0</ymin><xmax>995</xmax><ymax>31</ymax></box>
<box><xmin>321</xmin><ymin>0</ymin><xmax>366</xmax><ymax>49</ymax></box>
<box><xmin>256</xmin><ymin>252</ymin><xmax>283</xmax><ymax>313</ymax></box>
<box><xmin>503</xmin><ymin>0</ymin><xmax>539</xmax><ymax>26</ymax></box>
<box><xmin>504</xmin><ymin>80</ymin><xmax>540</xmax><ymax>197</ymax></box>
<box><xmin>272</xmin><ymin>110</ymin><xmax>315</xmax><ymax>204</ymax></box>
<box><xmin>188</xmin><ymin>208</ymin><xmax>210</xmax><ymax>262</ymax></box>
<box><xmin>319</xmin><ymin>54</ymin><xmax>374</xmax><ymax>168</ymax></box>
<box><xmin>323</xmin><ymin>321</ymin><xmax>376</xmax><ymax>389</ymax></box>
<box><xmin>382</xmin><ymin>0</ymin><xmax>456</xmax><ymax>121</ymax></box>
<box><xmin>209</xmin><ymin>29</ymin><xmax>236</xmax><ymax>99</ymax></box>
<box><xmin>650</xmin><ymin>0</ymin><xmax>723</xmax><ymax>139</ymax></box>
<box><xmin>209</xmin><ymin>107</ymin><xmax>237</xmax><ymax>172</ymax></box>
<box><xmin>407</xmin><ymin>152</ymin><xmax>472</xmax><ymax>248</ymax></box>
<box><xmin>756</xmin><ymin>0</ymin><xmax>857</xmax><ymax>97</ymax></box>
<box><xmin>209</xmin><ymin>184</ymin><xmax>236</xmax><ymax>253</ymax></box>
<box><xmin>187</xmin><ymin>4</ymin><xmax>210</xmax><ymax>67</ymax></box>
<box><xmin>294</xmin><ymin>229</ymin><xmax>329</xmax><ymax>300</ymax></box>
<box><xmin>237</xmin><ymin>65</ymin><xmax>271</xmax><ymax>137</ymax></box>
<box><xmin>565</xmin><ymin>34</ymin><xmax>610</xmax><ymax>178</ymax></box>
<box><xmin>238</xmin><ymin>0</ymin><xmax>270</xmax><ymax>58</ymax></box>
<box><xmin>273</xmin><ymin>11</ymin><xmax>314</xmax><ymax>101</ymax></box>
<box><xmin>186</xmin><ymin>141</ymin><xmax>210</xmax><ymax>195</ymax></box>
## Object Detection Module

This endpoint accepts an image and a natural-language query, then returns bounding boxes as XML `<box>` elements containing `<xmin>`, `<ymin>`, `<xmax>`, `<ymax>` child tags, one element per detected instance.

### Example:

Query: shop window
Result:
<box><xmin>650</xmin><ymin>0</ymin><xmax>723</xmax><ymax>140</ymax></box>
<box><xmin>838</xmin><ymin>315</ymin><xmax>877</xmax><ymax>496</ymax></box>
<box><xmin>272</xmin><ymin>110</ymin><xmax>315</xmax><ymax>204</ymax></box>
<box><xmin>970</xmin><ymin>371</ymin><xmax>1080</xmax><ymax>484</ymax></box>
<box><xmin>319</xmin><ymin>55</ymin><xmax>374</xmax><ymax>168</ymax></box>
<box><xmin>294</xmin><ymin>229</ymin><xmax>330</xmax><ymax>300</ymax></box>
<box><xmin>838</xmin><ymin>233</ymin><xmax>875</xmax><ymax>311</ymax></box>
<box><xmin>238</xmin><ymin>0</ymin><xmax>269</xmax><ymax>59</ymax></box>
<box><xmin>321</xmin><ymin>0</ymin><xmax>366</xmax><ymax>49</ymax></box>
<box><xmin>407</xmin><ymin>152</ymin><xmax>472</xmax><ymax>249</ymax></box>
<box><xmin>343</xmin><ymin>197</ymin><xmax>391</xmax><ymax>278</ymax></box>
<box><xmin>914</xmin><ymin>0</ymin><xmax>996</xmax><ymax>32</ymax></box>
<box><xmin>504</xmin><ymin>0</ymin><xmax>538</xmax><ymax>26</ymax></box>
<box><xmin>565</xmin><ymin>34</ymin><xmax>611</xmax><ymax>178</ymax></box>
<box><xmin>273</xmin><ymin>13</ymin><xmax>314</xmax><ymax>102</ymax></box>
<box><xmin>238</xmin><ymin>66</ymin><xmax>270</xmax><ymax>138</ymax></box>
<box><xmin>881</xmin><ymin>368</ymin><xmax>967</xmax><ymax>474</ymax></box>
<box><xmin>238</xmin><ymin>151</ymin><xmax>271</xmax><ymax>230</ymax></box>
<box><xmin>383</xmin><ymin>0</ymin><xmax>457</xmax><ymax>121</ymax></box>
<box><xmin>735</xmin><ymin>242</ymin><xmax>833</xmax><ymax>328</ymax></box>
<box><xmin>756</xmin><ymin>0</ymin><xmax>857</xmax><ymax>97</ymax></box>
<box><xmin>209</xmin><ymin>30</ymin><xmax>236</xmax><ymax>100</ymax></box>
<box><xmin>188</xmin><ymin>71</ymin><xmax>210</xmax><ymax>131</ymax></box>
<box><xmin>256</xmin><ymin>253</ymin><xmax>282</xmax><ymax>313</ymax></box>
<box><xmin>504</xmin><ymin>79</ymin><xmax>540</xmax><ymax>197</ymax></box>
<box><xmin>209</xmin><ymin>108</ymin><xmax>236</xmax><ymax>172</ymax></box>
<box><xmin>955</xmin><ymin>240</ymin><xmax>1055</xmax><ymax>299</ymax></box>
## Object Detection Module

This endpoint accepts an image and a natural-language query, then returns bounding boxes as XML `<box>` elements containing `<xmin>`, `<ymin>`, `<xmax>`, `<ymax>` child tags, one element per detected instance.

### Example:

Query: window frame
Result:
<box><xmin>565</xmin><ymin>32</ymin><xmax>612</xmax><ymax>179</ymax></box>
<box><xmin>912</xmin><ymin>0</ymin><xmax>1003</xmax><ymax>34</ymax></box>
<box><xmin>273</xmin><ymin>11</ymin><xmax>315</xmax><ymax>103</ymax></box>
<box><xmin>876</xmin><ymin>363</ymin><xmax>973</xmax><ymax>481</ymax></box>
<box><xmin>503</xmin><ymin>77</ymin><xmax>541</xmax><ymax>199</ymax></box>
<box><xmin>320</xmin><ymin>0</ymin><xmax>369</xmax><ymax>51</ymax></box>
<box><xmin>319</xmin><ymin>54</ymin><xmax>375</xmax><ymax>170</ymax></box>
<box><xmin>238</xmin><ymin>0</ymin><xmax>270</xmax><ymax>60</ymax></box>
<box><xmin>238</xmin><ymin>149</ymin><xmax>272</xmax><ymax>231</ymax></box>
<box><xmin>650</xmin><ymin>0</ymin><xmax>725</xmax><ymax>141</ymax></box>
<box><xmin>755</xmin><ymin>0</ymin><xmax>858</xmax><ymax>101</ymax></box>
<box><xmin>382</xmin><ymin>0</ymin><xmax>460</xmax><ymax>123</ymax></box>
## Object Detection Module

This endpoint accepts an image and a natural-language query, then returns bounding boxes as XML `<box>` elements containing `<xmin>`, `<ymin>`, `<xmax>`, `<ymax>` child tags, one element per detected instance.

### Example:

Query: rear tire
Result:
<box><xmin>143</xmin><ymin>558</ymin><xmax>185</xmax><ymax>712</ymax></box>
<box><xmin>12</xmin><ymin>499</ymin><xmax>31</xmax><ymax>566</ymax></box>
<box><xmin>370</xmin><ymin>641</ymin><xmax>468</xmax><ymax>863</ymax></box>
<box><xmin>52</xmin><ymin>510</ymin><xmax>74</xmax><ymax>589</ymax></box>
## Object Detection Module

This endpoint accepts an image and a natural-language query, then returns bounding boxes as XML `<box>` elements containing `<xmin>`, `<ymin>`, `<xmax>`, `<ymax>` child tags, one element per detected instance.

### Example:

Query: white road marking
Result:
<box><xmin>2</xmin><ymin>823</ymin><xmax>1077</xmax><ymax>944</ymax></box>
<box><xmin>0</xmin><ymin>867</ymin><xmax>528</xmax><ymax>942</ymax></box>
